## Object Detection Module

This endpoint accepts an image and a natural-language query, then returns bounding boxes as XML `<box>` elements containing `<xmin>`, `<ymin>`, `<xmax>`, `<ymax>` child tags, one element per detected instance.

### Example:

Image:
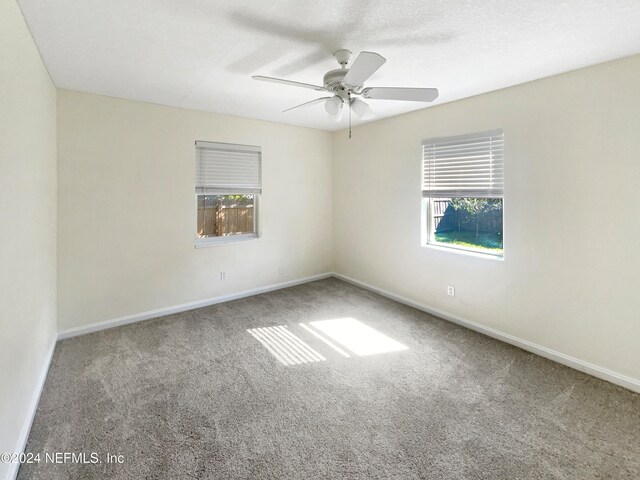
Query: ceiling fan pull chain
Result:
<box><xmin>348</xmin><ymin>92</ymin><xmax>352</xmax><ymax>139</ymax></box>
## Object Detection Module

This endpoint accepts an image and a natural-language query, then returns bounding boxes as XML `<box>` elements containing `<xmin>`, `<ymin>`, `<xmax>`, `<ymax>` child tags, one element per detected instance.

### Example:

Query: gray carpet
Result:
<box><xmin>20</xmin><ymin>278</ymin><xmax>640</xmax><ymax>479</ymax></box>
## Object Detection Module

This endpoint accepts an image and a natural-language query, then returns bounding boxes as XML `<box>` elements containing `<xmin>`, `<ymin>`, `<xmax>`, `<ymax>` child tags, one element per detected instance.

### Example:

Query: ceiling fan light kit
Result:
<box><xmin>324</xmin><ymin>95</ymin><xmax>343</xmax><ymax>116</ymax></box>
<box><xmin>252</xmin><ymin>49</ymin><xmax>439</xmax><ymax>137</ymax></box>
<box><xmin>350</xmin><ymin>97</ymin><xmax>375</xmax><ymax>120</ymax></box>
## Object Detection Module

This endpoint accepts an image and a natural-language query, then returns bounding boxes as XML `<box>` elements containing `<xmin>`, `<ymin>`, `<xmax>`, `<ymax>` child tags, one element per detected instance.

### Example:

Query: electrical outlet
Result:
<box><xmin>447</xmin><ymin>285</ymin><xmax>455</xmax><ymax>297</ymax></box>
<box><xmin>220</xmin><ymin>271</ymin><xmax>226</xmax><ymax>281</ymax></box>
<box><xmin>278</xmin><ymin>267</ymin><xmax>285</xmax><ymax>276</ymax></box>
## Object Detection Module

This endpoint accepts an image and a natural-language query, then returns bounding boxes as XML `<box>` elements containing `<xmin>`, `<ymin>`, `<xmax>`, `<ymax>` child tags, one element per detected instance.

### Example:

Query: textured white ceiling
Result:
<box><xmin>17</xmin><ymin>0</ymin><xmax>640</xmax><ymax>131</ymax></box>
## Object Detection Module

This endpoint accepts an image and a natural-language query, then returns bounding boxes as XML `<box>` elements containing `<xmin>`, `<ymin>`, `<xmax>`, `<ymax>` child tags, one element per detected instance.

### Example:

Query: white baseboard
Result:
<box><xmin>6</xmin><ymin>336</ymin><xmax>56</xmax><ymax>480</ymax></box>
<box><xmin>55</xmin><ymin>269</ymin><xmax>640</xmax><ymax>393</ymax></box>
<box><xmin>57</xmin><ymin>272</ymin><xmax>333</xmax><ymax>340</ymax></box>
<box><xmin>333</xmin><ymin>272</ymin><xmax>640</xmax><ymax>394</ymax></box>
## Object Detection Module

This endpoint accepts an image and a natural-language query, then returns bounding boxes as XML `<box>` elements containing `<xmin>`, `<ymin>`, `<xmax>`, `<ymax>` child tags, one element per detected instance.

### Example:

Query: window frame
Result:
<box><xmin>422</xmin><ymin>197</ymin><xmax>504</xmax><ymax>258</ymax></box>
<box><xmin>194</xmin><ymin>141</ymin><xmax>262</xmax><ymax>248</ymax></box>
<box><xmin>421</xmin><ymin>130</ymin><xmax>504</xmax><ymax>258</ymax></box>
<box><xmin>194</xmin><ymin>193</ymin><xmax>260</xmax><ymax>248</ymax></box>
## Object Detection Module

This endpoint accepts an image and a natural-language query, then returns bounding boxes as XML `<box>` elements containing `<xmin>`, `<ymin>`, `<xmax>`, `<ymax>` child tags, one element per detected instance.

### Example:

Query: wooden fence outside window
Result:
<box><xmin>198</xmin><ymin>204</ymin><xmax>254</xmax><ymax>237</ymax></box>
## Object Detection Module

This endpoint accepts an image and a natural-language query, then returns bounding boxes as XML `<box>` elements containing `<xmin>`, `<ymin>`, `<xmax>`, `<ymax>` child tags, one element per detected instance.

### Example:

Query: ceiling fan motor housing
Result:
<box><xmin>323</xmin><ymin>69</ymin><xmax>349</xmax><ymax>93</ymax></box>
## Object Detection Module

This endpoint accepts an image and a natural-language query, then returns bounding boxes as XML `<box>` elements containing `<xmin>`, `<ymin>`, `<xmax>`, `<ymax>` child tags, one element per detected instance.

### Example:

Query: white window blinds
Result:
<box><xmin>422</xmin><ymin>129</ymin><xmax>504</xmax><ymax>198</ymax></box>
<box><xmin>195</xmin><ymin>141</ymin><xmax>262</xmax><ymax>194</ymax></box>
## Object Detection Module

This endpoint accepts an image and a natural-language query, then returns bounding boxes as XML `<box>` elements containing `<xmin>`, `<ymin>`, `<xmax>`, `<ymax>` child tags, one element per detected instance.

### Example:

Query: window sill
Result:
<box><xmin>195</xmin><ymin>234</ymin><xmax>259</xmax><ymax>248</ymax></box>
<box><xmin>422</xmin><ymin>242</ymin><xmax>504</xmax><ymax>260</ymax></box>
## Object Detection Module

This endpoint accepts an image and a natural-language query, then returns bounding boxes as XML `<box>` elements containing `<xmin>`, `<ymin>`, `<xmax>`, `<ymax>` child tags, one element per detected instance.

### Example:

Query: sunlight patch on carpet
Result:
<box><xmin>248</xmin><ymin>326</ymin><xmax>326</xmax><ymax>365</ymax></box>
<box><xmin>299</xmin><ymin>323</ymin><xmax>351</xmax><ymax>357</ymax></box>
<box><xmin>308</xmin><ymin>318</ymin><xmax>408</xmax><ymax>356</ymax></box>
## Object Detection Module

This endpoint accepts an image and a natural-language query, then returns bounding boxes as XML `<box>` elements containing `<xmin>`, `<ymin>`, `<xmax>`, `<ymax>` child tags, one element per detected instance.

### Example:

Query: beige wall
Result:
<box><xmin>332</xmin><ymin>55</ymin><xmax>640</xmax><ymax>382</ymax></box>
<box><xmin>57</xmin><ymin>90</ymin><xmax>333</xmax><ymax>331</ymax></box>
<box><xmin>0</xmin><ymin>0</ymin><xmax>57</xmax><ymax>477</ymax></box>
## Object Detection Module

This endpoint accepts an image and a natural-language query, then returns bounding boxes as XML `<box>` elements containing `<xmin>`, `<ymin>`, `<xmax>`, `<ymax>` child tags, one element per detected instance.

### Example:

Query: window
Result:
<box><xmin>422</xmin><ymin>129</ymin><xmax>504</xmax><ymax>256</ymax></box>
<box><xmin>195</xmin><ymin>141</ymin><xmax>261</xmax><ymax>246</ymax></box>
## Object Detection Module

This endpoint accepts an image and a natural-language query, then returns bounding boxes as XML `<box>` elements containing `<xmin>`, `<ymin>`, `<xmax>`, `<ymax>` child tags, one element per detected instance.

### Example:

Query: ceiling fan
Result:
<box><xmin>252</xmin><ymin>49</ymin><xmax>439</xmax><ymax>129</ymax></box>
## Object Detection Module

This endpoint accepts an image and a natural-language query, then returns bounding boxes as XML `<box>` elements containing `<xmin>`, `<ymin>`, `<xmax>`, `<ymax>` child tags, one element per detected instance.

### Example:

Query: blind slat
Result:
<box><xmin>426</xmin><ymin>163</ymin><xmax>504</xmax><ymax>171</ymax></box>
<box><xmin>422</xmin><ymin>129</ymin><xmax>504</xmax><ymax>198</ymax></box>
<box><xmin>423</xmin><ymin>143</ymin><xmax>503</xmax><ymax>154</ymax></box>
<box><xmin>195</xmin><ymin>141</ymin><xmax>262</xmax><ymax>194</ymax></box>
<box><xmin>424</xmin><ymin>151</ymin><xmax>504</xmax><ymax>160</ymax></box>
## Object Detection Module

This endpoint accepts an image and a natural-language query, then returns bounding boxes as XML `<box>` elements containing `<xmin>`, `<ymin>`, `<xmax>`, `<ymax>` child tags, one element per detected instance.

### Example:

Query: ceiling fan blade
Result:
<box><xmin>361</xmin><ymin>87</ymin><xmax>439</xmax><ymax>102</ymax></box>
<box><xmin>282</xmin><ymin>97</ymin><xmax>332</xmax><ymax>113</ymax></box>
<box><xmin>343</xmin><ymin>51</ymin><xmax>386</xmax><ymax>87</ymax></box>
<box><xmin>252</xmin><ymin>75</ymin><xmax>326</xmax><ymax>91</ymax></box>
